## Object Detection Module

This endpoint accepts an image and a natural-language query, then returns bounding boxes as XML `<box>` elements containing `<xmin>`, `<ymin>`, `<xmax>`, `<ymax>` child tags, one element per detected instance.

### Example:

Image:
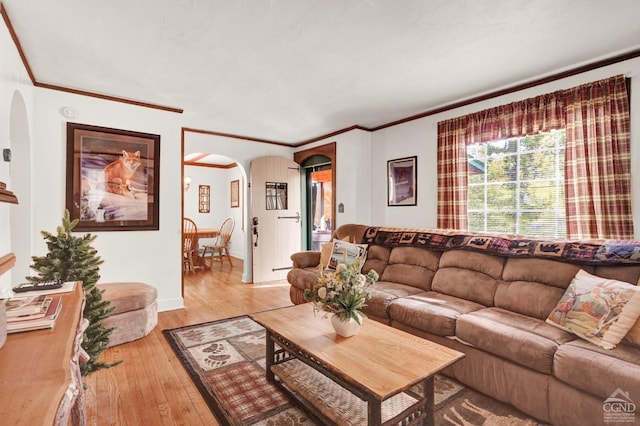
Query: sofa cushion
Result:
<box><xmin>332</xmin><ymin>223</ymin><xmax>369</xmax><ymax>243</ymax></box>
<box><xmin>594</xmin><ymin>264</ymin><xmax>640</xmax><ymax>286</ymax></box>
<box><xmin>364</xmin><ymin>283</ymin><xmax>423</xmax><ymax>320</ymax></box>
<box><xmin>497</xmin><ymin>258</ymin><xmax>588</xmax><ymax>320</ymax></box>
<box><xmin>388</xmin><ymin>291</ymin><xmax>485</xmax><ymax>336</ymax></box>
<box><xmin>595</xmin><ymin>266</ymin><xmax>640</xmax><ymax>347</ymax></box>
<box><xmin>553</xmin><ymin>338</ymin><xmax>640</xmax><ymax>399</ymax></box>
<box><xmin>626</xmin><ymin>318</ymin><xmax>640</xmax><ymax>347</ymax></box>
<box><xmin>546</xmin><ymin>270</ymin><xmax>640</xmax><ymax>349</ymax></box>
<box><xmin>456</xmin><ymin>307</ymin><xmax>575</xmax><ymax>374</ymax></box>
<box><xmin>361</xmin><ymin>245</ymin><xmax>390</xmax><ymax>277</ymax></box>
<box><xmin>431</xmin><ymin>250</ymin><xmax>504</xmax><ymax>306</ymax></box>
<box><xmin>379</xmin><ymin>246</ymin><xmax>440</xmax><ymax>291</ymax></box>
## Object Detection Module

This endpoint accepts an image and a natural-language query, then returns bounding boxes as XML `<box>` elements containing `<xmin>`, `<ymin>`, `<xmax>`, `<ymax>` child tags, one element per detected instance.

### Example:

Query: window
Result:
<box><xmin>266</xmin><ymin>182</ymin><xmax>288</xmax><ymax>210</ymax></box>
<box><xmin>467</xmin><ymin>130</ymin><xmax>566</xmax><ymax>238</ymax></box>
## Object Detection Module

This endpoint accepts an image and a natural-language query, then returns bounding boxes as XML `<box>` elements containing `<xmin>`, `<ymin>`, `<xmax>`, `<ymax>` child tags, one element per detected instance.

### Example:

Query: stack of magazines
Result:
<box><xmin>3</xmin><ymin>294</ymin><xmax>62</xmax><ymax>333</ymax></box>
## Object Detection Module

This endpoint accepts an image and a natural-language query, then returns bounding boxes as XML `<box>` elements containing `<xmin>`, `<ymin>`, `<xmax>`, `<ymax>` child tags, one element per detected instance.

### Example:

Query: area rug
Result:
<box><xmin>163</xmin><ymin>316</ymin><xmax>545</xmax><ymax>425</ymax></box>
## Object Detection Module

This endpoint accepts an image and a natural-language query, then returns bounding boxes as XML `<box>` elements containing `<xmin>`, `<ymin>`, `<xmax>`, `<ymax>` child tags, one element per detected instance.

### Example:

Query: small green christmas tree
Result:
<box><xmin>28</xmin><ymin>210</ymin><xmax>122</xmax><ymax>376</ymax></box>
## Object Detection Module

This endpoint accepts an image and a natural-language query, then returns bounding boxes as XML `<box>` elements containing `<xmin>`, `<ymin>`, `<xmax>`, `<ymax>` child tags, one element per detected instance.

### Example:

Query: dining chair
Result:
<box><xmin>183</xmin><ymin>217</ymin><xmax>199</xmax><ymax>273</ymax></box>
<box><xmin>202</xmin><ymin>217</ymin><xmax>235</xmax><ymax>268</ymax></box>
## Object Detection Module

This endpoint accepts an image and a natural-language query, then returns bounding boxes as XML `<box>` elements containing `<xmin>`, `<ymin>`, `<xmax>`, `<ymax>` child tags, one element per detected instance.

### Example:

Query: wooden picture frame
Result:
<box><xmin>199</xmin><ymin>185</ymin><xmax>210</xmax><ymax>213</ymax></box>
<box><xmin>387</xmin><ymin>156</ymin><xmax>417</xmax><ymax>206</ymax></box>
<box><xmin>230</xmin><ymin>179</ymin><xmax>240</xmax><ymax>208</ymax></box>
<box><xmin>65</xmin><ymin>122</ymin><xmax>160</xmax><ymax>231</ymax></box>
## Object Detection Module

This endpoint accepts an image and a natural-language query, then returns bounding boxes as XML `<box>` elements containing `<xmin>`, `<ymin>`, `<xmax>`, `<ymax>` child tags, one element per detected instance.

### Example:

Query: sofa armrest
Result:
<box><xmin>290</xmin><ymin>251</ymin><xmax>321</xmax><ymax>269</ymax></box>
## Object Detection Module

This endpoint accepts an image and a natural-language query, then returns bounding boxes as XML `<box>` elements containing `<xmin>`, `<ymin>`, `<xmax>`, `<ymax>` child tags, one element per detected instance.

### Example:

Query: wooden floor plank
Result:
<box><xmin>84</xmin><ymin>259</ymin><xmax>293</xmax><ymax>425</ymax></box>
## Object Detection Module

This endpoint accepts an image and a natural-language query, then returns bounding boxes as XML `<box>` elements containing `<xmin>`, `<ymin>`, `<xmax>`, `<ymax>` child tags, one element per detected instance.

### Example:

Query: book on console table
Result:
<box><xmin>3</xmin><ymin>294</ymin><xmax>48</xmax><ymax>318</ymax></box>
<box><xmin>6</xmin><ymin>296</ymin><xmax>62</xmax><ymax>333</ymax></box>
<box><xmin>6</xmin><ymin>296</ymin><xmax>54</xmax><ymax>321</ymax></box>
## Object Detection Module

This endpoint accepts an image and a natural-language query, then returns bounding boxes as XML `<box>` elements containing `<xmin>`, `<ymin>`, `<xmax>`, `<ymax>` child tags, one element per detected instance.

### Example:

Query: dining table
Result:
<box><xmin>196</xmin><ymin>228</ymin><xmax>220</xmax><ymax>239</ymax></box>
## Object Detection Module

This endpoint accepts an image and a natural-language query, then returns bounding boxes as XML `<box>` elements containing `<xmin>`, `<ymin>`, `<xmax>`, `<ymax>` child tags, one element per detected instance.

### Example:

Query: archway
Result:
<box><xmin>181</xmin><ymin>151</ymin><xmax>248</xmax><ymax>292</ymax></box>
<box><xmin>9</xmin><ymin>90</ymin><xmax>31</xmax><ymax>279</ymax></box>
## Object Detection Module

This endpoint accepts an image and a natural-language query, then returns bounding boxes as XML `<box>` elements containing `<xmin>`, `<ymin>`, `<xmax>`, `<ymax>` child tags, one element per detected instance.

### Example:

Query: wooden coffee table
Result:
<box><xmin>250</xmin><ymin>304</ymin><xmax>464</xmax><ymax>426</ymax></box>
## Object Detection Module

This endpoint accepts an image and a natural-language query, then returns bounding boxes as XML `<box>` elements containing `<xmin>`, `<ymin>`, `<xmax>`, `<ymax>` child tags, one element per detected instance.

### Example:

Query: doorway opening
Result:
<box><xmin>294</xmin><ymin>142</ymin><xmax>336</xmax><ymax>251</ymax></box>
<box><xmin>181</xmin><ymin>153</ymin><xmax>248</xmax><ymax>289</ymax></box>
<box><xmin>303</xmin><ymin>159</ymin><xmax>332</xmax><ymax>250</ymax></box>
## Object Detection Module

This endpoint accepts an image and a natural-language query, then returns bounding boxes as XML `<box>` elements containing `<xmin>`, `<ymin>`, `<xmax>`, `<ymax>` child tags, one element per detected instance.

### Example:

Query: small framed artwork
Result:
<box><xmin>230</xmin><ymin>179</ymin><xmax>240</xmax><ymax>208</ymax></box>
<box><xmin>65</xmin><ymin>122</ymin><xmax>160</xmax><ymax>231</ymax></box>
<box><xmin>387</xmin><ymin>156</ymin><xmax>417</xmax><ymax>206</ymax></box>
<box><xmin>199</xmin><ymin>185</ymin><xmax>210</xmax><ymax>213</ymax></box>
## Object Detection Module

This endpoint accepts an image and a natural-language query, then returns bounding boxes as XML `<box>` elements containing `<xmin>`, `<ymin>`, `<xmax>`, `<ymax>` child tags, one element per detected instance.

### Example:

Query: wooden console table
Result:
<box><xmin>0</xmin><ymin>283</ymin><xmax>86</xmax><ymax>425</ymax></box>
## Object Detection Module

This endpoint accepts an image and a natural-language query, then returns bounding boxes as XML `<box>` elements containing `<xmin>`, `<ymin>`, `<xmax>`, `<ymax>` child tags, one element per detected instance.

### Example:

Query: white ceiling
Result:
<box><xmin>3</xmin><ymin>1</ymin><xmax>640</xmax><ymax>145</ymax></box>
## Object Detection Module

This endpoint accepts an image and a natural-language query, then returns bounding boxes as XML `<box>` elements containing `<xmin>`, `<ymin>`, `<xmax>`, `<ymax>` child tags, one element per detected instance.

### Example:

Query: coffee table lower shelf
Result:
<box><xmin>271</xmin><ymin>358</ymin><xmax>427</xmax><ymax>426</ymax></box>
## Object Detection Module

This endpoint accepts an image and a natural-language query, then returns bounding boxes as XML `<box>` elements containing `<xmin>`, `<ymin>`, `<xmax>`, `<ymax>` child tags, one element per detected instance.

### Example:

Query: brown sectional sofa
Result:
<box><xmin>287</xmin><ymin>224</ymin><xmax>640</xmax><ymax>426</ymax></box>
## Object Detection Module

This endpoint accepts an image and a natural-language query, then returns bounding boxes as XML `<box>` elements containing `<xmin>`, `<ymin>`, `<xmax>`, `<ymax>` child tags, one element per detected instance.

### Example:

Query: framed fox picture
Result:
<box><xmin>65</xmin><ymin>122</ymin><xmax>160</xmax><ymax>231</ymax></box>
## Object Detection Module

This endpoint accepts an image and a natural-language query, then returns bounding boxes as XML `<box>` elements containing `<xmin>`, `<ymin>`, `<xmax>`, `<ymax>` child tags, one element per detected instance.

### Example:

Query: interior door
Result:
<box><xmin>250</xmin><ymin>156</ymin><xmax>301</xmax><ymax>283</ymax></box>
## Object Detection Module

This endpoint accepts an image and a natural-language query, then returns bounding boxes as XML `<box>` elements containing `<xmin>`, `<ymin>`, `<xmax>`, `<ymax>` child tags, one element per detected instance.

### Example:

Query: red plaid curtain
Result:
<box><xmin>564</xmin><ymin>75</ymin><xmax>633</xmax><ymax>239</ymax></box>
<box><xmin>436</xmin><ymin>75</ymin><xmax>632</xmax><ymax>238</ymax></box>
<box><xmin>437</xmin><ymin>91</ymin><xmax>565</xmax><ymax>229</ymax></box>
<box><xmin>437</xmin><ymin>117</ymin><xmax>469</xmax><ymax>229</ymax></box>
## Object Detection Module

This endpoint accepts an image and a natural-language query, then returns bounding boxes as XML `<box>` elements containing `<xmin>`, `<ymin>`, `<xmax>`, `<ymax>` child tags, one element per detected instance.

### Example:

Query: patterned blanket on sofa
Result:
<box><xmin>361</xmin><ymin>227</ymin><xmax>640</xmax><ymax>265</ymax></box>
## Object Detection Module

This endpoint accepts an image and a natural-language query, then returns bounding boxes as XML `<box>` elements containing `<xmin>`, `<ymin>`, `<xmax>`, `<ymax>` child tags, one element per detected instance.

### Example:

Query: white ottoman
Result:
<box><xmin>97</xmin><ymin>282</ymin><xmax>158</xmax><ymax>348</ymax></box>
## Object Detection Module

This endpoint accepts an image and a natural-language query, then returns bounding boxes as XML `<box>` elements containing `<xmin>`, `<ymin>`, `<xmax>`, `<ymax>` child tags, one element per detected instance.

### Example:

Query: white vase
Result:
<box><xmin>331</xmin><ymin>313</ymin><xmax>362</xmax><ymax>337</ymax></box>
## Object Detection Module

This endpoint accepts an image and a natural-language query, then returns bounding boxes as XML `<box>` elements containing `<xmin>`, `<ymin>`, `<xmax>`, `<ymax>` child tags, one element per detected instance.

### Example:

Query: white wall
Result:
<box><xmin>0</xmin><ymin>16</ymin><xmax>34</xmax><ymax>291</ymax></box>
<box><xmin>31</xmin><ymin>90</ymin><xmax>184</xmax><ymax>311</ymax></box>
<box><xmin>293</xmin><ymin>129</ymin><xmax>373</xmax><ymax>228</ymax></box>
<box><xmin>371</xmin><ymin>119</ymin><xmax>433</xmax><ymax>228</ymax></box>
<box><xmin>184</xmin><ymin>163</ymin><xmax>245</xmax><ymax>259</ymax></box>
<box><xmin>371</xmin><ymin>57</ymin><xmax>640</xmax><ymax>238</ymax></box>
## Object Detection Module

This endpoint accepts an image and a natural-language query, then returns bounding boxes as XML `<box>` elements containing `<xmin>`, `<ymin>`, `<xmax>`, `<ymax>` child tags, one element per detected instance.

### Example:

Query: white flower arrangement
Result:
<box><xmin>304</xmin><ymin>260</ymin><xmax>379</xmax><ymax>324</ymax></box>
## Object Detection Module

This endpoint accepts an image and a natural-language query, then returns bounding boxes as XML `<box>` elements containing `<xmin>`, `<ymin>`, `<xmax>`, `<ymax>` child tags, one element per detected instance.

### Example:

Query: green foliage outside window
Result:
<box><xmin>467</xmin><ymin>130</ymin><xmax>566</xmax><ymax>238</ymax></box>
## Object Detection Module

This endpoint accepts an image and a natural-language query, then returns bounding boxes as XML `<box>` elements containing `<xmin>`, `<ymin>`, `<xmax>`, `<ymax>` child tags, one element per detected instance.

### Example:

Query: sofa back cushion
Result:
<box><xmin>332</xmin><ymin>224</ymin><xmax>370</xmax><ymax>244</ymax></box>
<box><xmin>362</xmin><ymin>245</ymin><xmax>390</xmax><ymax>277</ymax></box>
<box><xmin>431</xmin><ymin>250</ymin><xmax>505</xmax><ymax>306</ymax></box>
<box><xmin>593</xmin><ymin>265</ymin><xmax>640</xmax><ymax>287</ymax></box>
<box><xmin>497</xmin><ymin>259</ymin><xmax>640</xmax><ymax>320</ymax></box>
<box><xmin>497</xmin><ymin>258</ymin><xmax>588</xmax><ymax>320</ymax></box>
<box><xmin>379</xmin><ymin>246</ymin><xmax>441</xmax><ymax>291</ymax></box>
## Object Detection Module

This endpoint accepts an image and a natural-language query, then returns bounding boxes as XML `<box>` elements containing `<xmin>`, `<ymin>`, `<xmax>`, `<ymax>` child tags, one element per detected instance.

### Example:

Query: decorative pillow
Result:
<box><xmin>320</xmin><ymin>242</ymin><xmax>334</xmax><ymax>270</ymax></box>
<box><xmin>328</xmin><ymin>240</ymin><xmax>368</xmax><ymax>271</ymax></box>
<box><xmin>624</xmin><ymin>274</ymin><xmax>640</xmax><ymax>347</ymax></box>
<box><xmin>319</xmin><ymin>236</ymin><xmax>354</xmax><ymax>269</ymax></box>
<box><xmin>546</xmin><ymin>270</ymin><xmax>640</xmax><ymax>349</ymax></box>
<box><xmin>625</xmin><ymin>317</ymin><xmax>640</xmax><ymax>347</ymax></box>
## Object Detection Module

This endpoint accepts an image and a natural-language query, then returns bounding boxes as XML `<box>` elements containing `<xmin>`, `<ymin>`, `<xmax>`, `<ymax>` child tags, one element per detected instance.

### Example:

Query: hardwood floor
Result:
<box><xmin>84</xmin><ymin>259</ymin><xmax>293</xmax><ymax>425</ymax></box>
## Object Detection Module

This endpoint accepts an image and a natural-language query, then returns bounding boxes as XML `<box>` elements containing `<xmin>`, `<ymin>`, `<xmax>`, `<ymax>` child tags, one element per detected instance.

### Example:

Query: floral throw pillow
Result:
<box><xmin>624</xmin><ymin>274</ymin><xmax>640</xmax><ymax>347</ymax></box>
<box><xmin>546</xmin><ymin>270</ymin><xmax>640</xmax><ymax>349</ymax></box>
<box><xmin>328</xmin><ymin>240</ymin><xmax>367</xmax><ymax>271</ymax></box>
<box><xmin>319</xmin><ymin>236</ymin><xmax>353</xmax><ymax>269</ymax></box>
<box><xmin>320</xmin><ymin>242</ymin><xmax>334</xmax><ymax>269</ymax></box>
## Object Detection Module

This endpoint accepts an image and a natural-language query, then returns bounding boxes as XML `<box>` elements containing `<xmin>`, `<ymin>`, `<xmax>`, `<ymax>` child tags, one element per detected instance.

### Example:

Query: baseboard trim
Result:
<box><xmin>158</xmin><ymin>297</ymin><xmax>184</xmax><ymax>312</ymax></box>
